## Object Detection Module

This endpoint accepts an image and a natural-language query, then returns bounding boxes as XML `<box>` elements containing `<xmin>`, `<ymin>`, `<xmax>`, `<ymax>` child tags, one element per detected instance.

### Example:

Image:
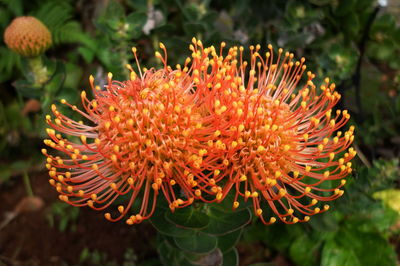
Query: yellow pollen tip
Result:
<box><xmin>293</xmin><ymin>171</ymin><xmax>299</xmax><ymax>178</ymax></box>
<box><xmin>311</xmin><ymin>199</ymin><xmax>318</xmax><ymax>205</ymax></box>
<box><xmin>216</xmin><ymin>192</ymin><xmax>223</xmax><ymax>201</ymax></box>
<box><xmin>283</xmin><ymin>145</ymin><xmax>290</xmax><ymax>151</ymax></box>
<box><xmin>152</xmin><ymin>183</ymin><xmax>159</xmax><ymax>190</ymax></box>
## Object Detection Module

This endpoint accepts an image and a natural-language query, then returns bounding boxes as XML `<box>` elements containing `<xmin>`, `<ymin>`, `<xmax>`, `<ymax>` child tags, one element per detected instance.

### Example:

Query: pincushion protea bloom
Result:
<box><xmin>42</xmin><ymin>46</ymin><xmax>220</xmax><ymax>224</ymax></box>
<box><xmin>188</xmin><ymin>39</ymin><xmax>357</xmax><ymax>225</ymax></box>
<box><xmin>4</xmin><ymin>16</ymin><xmax>52</xmax><ymax>57</ymax></box>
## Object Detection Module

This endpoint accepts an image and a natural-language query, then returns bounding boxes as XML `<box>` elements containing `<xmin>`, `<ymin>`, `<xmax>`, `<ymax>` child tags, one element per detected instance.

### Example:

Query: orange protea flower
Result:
<box><xmin>4</xmin><ymin>16</ymin><xmax>52</xmax><ymax>57</ymax></box>
<box><xmin>188</xmin><ymin>39</ymin><xmax>357</xmax><ymax>225</ymax></box>
<box><xmin>42</xmin><ymin>46</ymin><xmax>219</xmax><ymax>224</ymax></box>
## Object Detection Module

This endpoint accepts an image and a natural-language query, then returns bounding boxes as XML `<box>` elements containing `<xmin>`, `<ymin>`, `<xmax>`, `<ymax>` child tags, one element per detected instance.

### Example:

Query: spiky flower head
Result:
<box><xmin>188</xmin><ymin>39</ymin><xmax>357</xmax><ymax>225</ymax></box>
<box><xmin>4</xmin><ymin>16</ymin><xmax>52</xmax><ymax>57</ymax></box>
<box><xmin>42</xmin><ymin>45</ymin><xmax>219</xmax><ymax>224</ymax></box>
<box><xmin>43</xmin><ymin>39</ymin><xmax>357</xmax><ymax>226</ymax></box>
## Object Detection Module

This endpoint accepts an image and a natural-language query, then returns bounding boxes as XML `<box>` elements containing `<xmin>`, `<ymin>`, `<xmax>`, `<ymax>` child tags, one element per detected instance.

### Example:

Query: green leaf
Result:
<box><xmin>202</xmin><ymin>207</ymin><xmax>251</xmax><ymax>235</ymax></box>
<box><xmin>78</xmin><ymin>47</ymin><xmax>95</xmax><ymax>64</ymax></box>
<box><xmin>321</xmin><ymin>240</ymin><xmax>361</xmax><ymax>266</ymax></box>
<box><xmin>103</xmin><ymin>1</ymin><xmax>125</xmax><ymax>20</ymax></box>
<box><xmin>64</xmin><ymin>62</ymin><xmax>83</xmax><ymax>90</ymax></box>
<box><xmin>126</xmin><ymin>11</ymin><xmax>147</xmax><ymax>38</ymax></box>
<box><xmin>343</xmin><ymin>13</ymin><xmax>360</xmax><ymax>38</ymax></box>
<box><xmin>183</xmin><ymin>22</ymin><xmax>206</xmax><ymax>36</ymax></box>
<box><xmin>321</xmin><ymin>224</ymin><xmax>398</xmax><ymax>266</ymax></box>
<box><xmin>337</xmin><ymin>228</ymin><xmax>397</xmax><ymax>266</ymax></box>
<box><xmin>289</xmin><ymin>234</ymin><xmax>321</xmax><ymax>266</ymax></box>
<box><xmin>13</xmin><ymin>80</ymin><xmax>42</xmax><ymax>98</ymax></box>
<box><xmin>158</xmin><ymin>240</ymin><xmax>184</xmax><ymax>265</ymax></box>
<box><xmin>0</xmin><ymin>165</ymin><xmax>11</xmax><ymax>184</ymax></box>
<box><xmin>182</xmin><ymin>3</ymin><xmax>201</xmax><ymax>21</ymax></box>
<box><xmin>10</xmin><ymin>160</ymin><xmax>31</xmax><ymax>171</ymax></box>
<box><xmin>222</xmin><ymin>248</ymin><xmax>239</xmax><ymax>266</ymax></box>
<box><xmin>335</xmin><ymin>0</ymin><xmax>356</xmax><ymax>15</ymax></box>
<box><xmin>80</xmin><ymin>247</ymin><xmax>90</xmax><ymax>263</ymax></box>
<box><xmin>217</xmin><ymin>229</ymin><xmax>242</xmax><ymax>253</ymax></box>
<box><xmin>0</xmin><ymin>0</ymin><xmax>22</xmax><ymax>16</ymax></box>
<box><xmin>0</xmin><ymin>47</ymin><xmax>21</xmax><ymax>83</ymax></box>
<box><xmin>34</xmin><ymin>2</ymin><xmax>73</xmax><ymax>35</ymax></box>
<box><xmin>373</xmin><ymin>189</ymin><xmax>400</xmax><ymax>215</ymax></box>
<box><xmin>150</xmin><ymin>209</ymin><xmax>196</xmax><ymax>237</ymax></box>
<box><xmin>308</xmin><ymin>0</ymin><xmax>333</xmax><ymax>6</ymax></box>
<box><xmin>308</xmin><ymin>210</ymin><xmax>339</xmax><ymax>232</ymax></box>
<box><xmin>126</xmin><ymin>0</ymin><xmax>148</xmax><ymax>11</ymax></box>
<box><xmin>174</xmin><ymin>232</ymin><xmax>217</xmax><ymax>254</ymax></box>
<box><xmin>46</xmin><ymin>63</ymin><xmax>66</xmax><ymax>95</ymax></box>
<box><xmin>165</xmin><ymin>206</ymin><xmax>210</xmax><ymax>230</ymax></box>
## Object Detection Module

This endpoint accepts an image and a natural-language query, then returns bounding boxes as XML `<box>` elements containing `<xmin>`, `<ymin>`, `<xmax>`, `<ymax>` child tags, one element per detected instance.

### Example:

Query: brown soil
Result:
<box><xmin>0</xmin><ymin>171</ymin><xmax>158</xmax><ymax>265</ymax></box>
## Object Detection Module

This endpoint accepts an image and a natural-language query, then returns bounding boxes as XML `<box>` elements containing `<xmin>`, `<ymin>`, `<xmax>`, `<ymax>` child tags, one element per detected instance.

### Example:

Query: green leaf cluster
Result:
<box><xmin>150</xmin><ymin>197</ymin><xmax>252</xmax><ymax>266</ymax></box>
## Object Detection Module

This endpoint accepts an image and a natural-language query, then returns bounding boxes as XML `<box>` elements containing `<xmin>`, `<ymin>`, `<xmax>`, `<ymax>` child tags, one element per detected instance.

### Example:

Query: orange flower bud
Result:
<box><xmin>4</xmin><ymin>16</ymin><xmax>52</xmax><ymax>57</ymax></box>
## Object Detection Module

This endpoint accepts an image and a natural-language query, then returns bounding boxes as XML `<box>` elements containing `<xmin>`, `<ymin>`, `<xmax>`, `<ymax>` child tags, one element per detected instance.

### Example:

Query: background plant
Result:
<box><xmin>0</xmin><ymin>0</ymin><xmax>399</xmax><ymax>265</ymax></box>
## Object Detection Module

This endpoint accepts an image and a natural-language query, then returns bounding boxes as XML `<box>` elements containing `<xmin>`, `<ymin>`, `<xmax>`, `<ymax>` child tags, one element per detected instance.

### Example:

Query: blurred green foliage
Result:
<box><xmin>0</xmin><ymin>0</ymin><xmax>399</xmax><ymax>265</ymax></box>
<box><xmin>46</xmin><ymin>201</ymin><xmax>80</xmax><ymax>232</ymax></box>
